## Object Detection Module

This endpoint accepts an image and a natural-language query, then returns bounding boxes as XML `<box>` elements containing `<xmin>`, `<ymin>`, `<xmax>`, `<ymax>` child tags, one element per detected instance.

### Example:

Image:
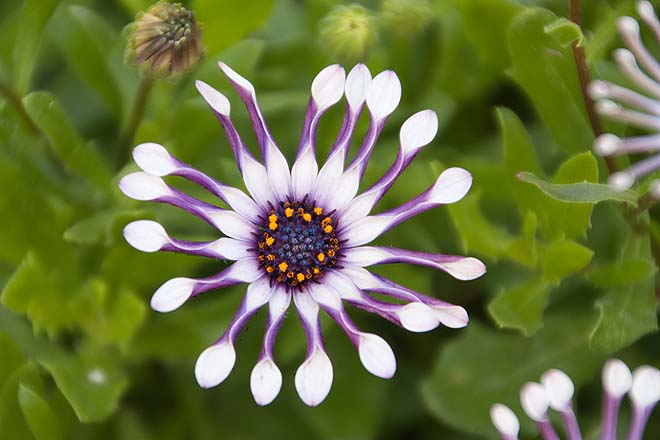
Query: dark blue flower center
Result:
<box><xmin>256</xmin><ymin>197</ymin><xmax>340</xmax><ymax>289</ymax></box>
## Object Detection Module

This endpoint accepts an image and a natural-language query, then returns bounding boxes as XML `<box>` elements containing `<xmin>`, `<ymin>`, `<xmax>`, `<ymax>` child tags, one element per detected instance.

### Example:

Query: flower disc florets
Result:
<box><xmin>257</xmin><ymin>197</ymin><xmax>340</xmax><ymax>289</ymax></box>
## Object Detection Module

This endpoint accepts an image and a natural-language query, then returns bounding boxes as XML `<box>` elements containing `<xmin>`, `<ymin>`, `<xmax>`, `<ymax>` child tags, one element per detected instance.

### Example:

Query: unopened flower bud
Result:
<box><xmin>319</xmin><ymin>4</ymin><xmax>377</xmax><ymax>62</ymax></box>
<box><xmin>380</xmin><ymin>0</ymin><xmax>434</xmax><ymax>37</ymax></box>
<box><xmin>127</xmin><ymin>2</ymin><xmax>203</xmax><ymax>77</ymax></box>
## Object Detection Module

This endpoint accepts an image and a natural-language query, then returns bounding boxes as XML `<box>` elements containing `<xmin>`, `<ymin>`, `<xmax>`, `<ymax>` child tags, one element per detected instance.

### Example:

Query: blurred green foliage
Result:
<box><xmin>0</xmin><ymin>0</ymin><xmax>658</xmax><ymax>439</ymax></box>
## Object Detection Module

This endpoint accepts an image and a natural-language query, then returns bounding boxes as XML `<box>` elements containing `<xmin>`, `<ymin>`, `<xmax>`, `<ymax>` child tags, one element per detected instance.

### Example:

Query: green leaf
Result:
<box><xmin>193</xmin><ymin>0</ymin><xmax>275</xmax><ymax>55</ymax></box>
<box><xmin>544</xmin><ymin>17</ymin><xmax>584</xmax><ymax>48</ymax></box>
<box><xmin>590</xmin><ymin>224</ymin><xmax>658</xmax><ymax>353</ymax></box>
<box><xmin>18</xmin><ymin>383</ymin><xmax>63</xmax><ymax>440</ymax></box>
<box><xmin>421</xmin><ymin>310</ymin><xmax>601</xmax><ymax>437</ymax></box>
<box><xmin>12</xmin><ymin>0</ymin><xmax>60</xmax><ymax>94</ymax></box>
<box><xmin>508</xmin><ymin>8</ymin><xmax>593</xmax><ymax>154</ymax></box>
<box><xmin>588</xmin><ymin>259</ymin><xmax>656</xmax><ymax>287</ymax></box>
<box><xmin>488</xmin><ymin>277</ymin><xmax>552</xmax><ymax>334</ymax></box>
<box><xmin>0</xmin><ymin>363</ymin><xmax>42</xmax><ymax>440</ymax></box>
<box><xmin>22</xmin><ymin>92</ymin><xmax>112</xmax><ymax>191</ymax></box>
<box><xmin>49</xmin><ymin>6</ymin><xmax>122</xmax><ymax>115</ymax></box>
<box><xmin>540</xmin><ymin>238</ymin><xmax>593</xmax><ymax>282</ymax></box>
<box><xmin>518</xmin><ymin>172</ymin><xmax>638</xmax><ymax>205</ymax></box>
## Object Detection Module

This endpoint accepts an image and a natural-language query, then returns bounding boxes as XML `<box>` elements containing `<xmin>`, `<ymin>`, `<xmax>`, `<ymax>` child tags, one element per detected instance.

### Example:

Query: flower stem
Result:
<box><xmin>118</xmin><ymin>76</ymin><xmax>154</xmax><ymax>168</ymax></box>
<box><xmin>568</xmin><ymin>0</ymin><xmax>618</xmax><ymax>174</ymax></box>
<box><xmin>0</xmin><ymin>79</ymin><xmax>41</xmax><ymax>136</ymax></box>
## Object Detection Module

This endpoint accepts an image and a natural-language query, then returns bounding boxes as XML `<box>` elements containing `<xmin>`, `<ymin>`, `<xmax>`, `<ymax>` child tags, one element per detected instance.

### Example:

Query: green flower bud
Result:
<box><xmin>127</xmin><ymin>2</ymin><xmax>203</xmax><ymax>78</ymax></box>
<box><xmin>380</xmin><ymin>0</ymin><xmax>434</xmax><ymax>37</ymax></box>
<box><xmin>319</xmin><ymin>4</ymin><xmax>377</xmax><ymax>62</ymax></box>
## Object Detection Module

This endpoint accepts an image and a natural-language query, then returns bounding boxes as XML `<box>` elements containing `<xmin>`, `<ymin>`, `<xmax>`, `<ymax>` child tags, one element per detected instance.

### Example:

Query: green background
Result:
<box><xmin>0</xmin><ymin>0</ymin><xmax>659</xmax><ymax>438</ymax></box>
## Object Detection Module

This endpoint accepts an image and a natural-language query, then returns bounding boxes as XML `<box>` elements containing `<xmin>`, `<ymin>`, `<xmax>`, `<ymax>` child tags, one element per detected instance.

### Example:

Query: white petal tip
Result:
<box><xmin>431</xmin><ymin>167</ymin><xmax>473</xmax><ymax>204</ymax></box>
<box><xmin>250</xmin><ymin>359</ymin><xmax>282</xmax><ymax>406</ymax></box>
<box><xmin>630</xmin><ymin>365</ymin><xmax>660</xmax><ymax>407</ymax></box>
<box><xmin>432</xmin><ymin>305</ymin><xmax>469</xmax><ymax>329</ymax></box>
<box><xmin>151</xmin><ymin>277</ymin><xmax>195</xmax><ymax>313</ymax></box>
<box><xmin>218</xmin><ymin>61</ymin><xmax>256</xmax><ymax>94</ymax></box>
<box><xmin>367</xmin><ymin>70</ymin><xmax>402</xmax><ymax>119</ymax></box>
<box><xmin>593</xmin><ymin>134</ymin><xmax>621</xmax><ymax>156</ymax></box>
<box><xmin>490</xmin><ymin>404</ymin><xmax>520</xmax><ymax>437</ymax></box>
<box><xmin>595</xmin><ymin>99</ymin><xmax>620</xmax><ymax>116</ymax></box>
<box><xmin>608</xmin><ymin>172</ymin><xmax>634</xmax><ymax>191</ymax></box>
<box><xmin>194</xmin><ymin>342</ymin><xmax>236</xmax><ymax>389</ymax></box>
<box><xmin>312</xmin><ymin>65</ymin><xmax>346</xmax><ymax>109</ymax></box>
<box><xmin>637</xmin><ymin>1</ymin><xmax>656</xmax><ymax>21</ymax></box>
<box><xmin>358</xmin><ymin>334</ymin><xmax>397</xmax><ymax>379</ymax></box>
<box><xmin>440</xmin><ymin>257</ymin><xmax>486</xmax><ymax>281</ymax></box>
<box><xmin>618</xmin><ymin>16</ymin><xmax>640</xmax><ymax>35</ymax></box>
<box><xmin>520</xmin><ymin>382</ymin><xmax>550</xmax><ymax>422</ymax></box>
<box><xmin>400</xmin><ymin>109</ymin><xmax>438</xmax><ymax>154</ymax></box>
<box><xmin>295</xmin><ymin>349</ymin><xmax>333</xmax><ymax>406</ymax></box>
<box><xmin>133</xmin><ymin>143</ymin><xmax>177</xmax><ymax>176</ymax></box>
<box><xmin>119</xmin><ymin>172</ymin><xmax>170</xmax><ymax>201</ymax></box>
<box><xmin>195</xmin><ymin>80</ymin><xmax>231</xmax><ymax>116</ymax></box>
<box><xmin>602</xmin><ymin>358</ymin><xmax>632</xmax><ymax>398</ymax></box>
<box><xmin>587</xmin><ymin>80</ymin><xmax>609</xmax><ymax>100</ymax></box>
<box><xmin>614</xmin><ymin>48</ymin><xmax>636</xmax><ymax>65</ymax></box>
<box><xmin>397</xmin><ymin>302</ymin><xmax>440</xmax><ymax>332</ymax></box>
<box><xmin>345</xmin><ymin>63</ymin><xmax>372</xmax><ymax>108</ymax></box>
<box><xmin>123</xmin><ymin>220</ymin><xmax>168</xmax><ymax>252</ymax></box>
<box><xmin>541</xmin><ymin>369</ymin><xmax>574</xmax><ymax>411</ymax></box>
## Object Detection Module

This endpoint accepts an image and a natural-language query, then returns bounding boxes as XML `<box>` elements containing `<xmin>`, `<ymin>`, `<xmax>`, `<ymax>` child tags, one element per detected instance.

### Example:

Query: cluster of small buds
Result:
<box><xmin>127</xmin><ymin>2</ymin><xmax>203</xmax><ymax>77</ymax></box>
<box><xmin>490</xmin><ymin>359</ymin><xmax>660</xmax><ymax>440</ymax></box>
<box><xmin>590</xmin><ymin>1</ymin><xmax>660</xmax><ymax>195</ymax></box>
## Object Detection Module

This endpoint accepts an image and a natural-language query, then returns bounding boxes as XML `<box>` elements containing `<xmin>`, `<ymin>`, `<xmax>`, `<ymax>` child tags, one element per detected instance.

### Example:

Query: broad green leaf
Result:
<box><xmin>421</xmin><ymin>311</ymin><xmax>601</xmax><ymax>437</ymax></box>
<box><xmin>49</xmin><ymin>6</ymin><xmax>122</xmax><ymax>115</ymax></box>
<box><xmin>22</xmin><ymin>92</ymin><xmax>112</xmax><ymax>191</ymax></box>
<box><xmin>518</xmin><ymin>172</ymin><xmax>638</xmax><ymax>205</ymax></box>
<box><xmin>509</xmin><ymin>8</ymin><xmax>593</xmax><ymax>154</ymax></box>
<box><xmin>488</xmin><ymin>277</ymin><xmax>552</xmax><ymax>334</ymax></box>
<box><xmin>193</xmin><ymin>0</ymin><xmax>275</xmax><ymax>55</ymax></box>
<box><xmin>18</xmin><ymin>383</ymin><xmax>63</xmax><ymax>440</ymax></box>
<box><xmin>588</xmin><ymin>259</ymin><xmax>656</xmax><ymax>287</ymax></box>
<box><xmin>590</xmin><ymin>224</ymin><xmax>658</xmax><ymax>353</ymax></box>
<box><xmin>454</xmin><ymin>0</ymin><xmax>523</xmax><ymax>69</ymax></box>
<box><xmin>0</xmin><ymin>363</ymin><xmax>43</xmax><ymax>440</ymax></box>
<box><xmin>0</xmin><ymin>331</ymin><xmax>24</xmax><ymax>390</ymax></box>
<box><xmin>503</xmin><ymin>211</ymin><xmax>538</xmax><ymax>268</ymax></box>
<box><xmin>12</xmin><ymin>0</ymin><xmax>60</xmax><ymax>94</ymax></box>
<box><xmin>540</xmin><ymin>238</ymin><xmax>593</xmax><ymax>282</ymax></box>
<box><xmin>544</xmin><ymin>17</ymin><xmax>584</xmax><ymax>48</ymax></box>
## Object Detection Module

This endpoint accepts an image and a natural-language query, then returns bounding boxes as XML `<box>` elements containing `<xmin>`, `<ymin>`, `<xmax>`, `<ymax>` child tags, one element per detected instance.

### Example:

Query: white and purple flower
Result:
<box><xmin>590</xmin><ymin>1</ymin><xmax>660</xmax><ymax>193</ymax></box>
<box><xmin>119</xmin><ymin>62</ymin><xmax>485</xmax><ymax>406</ymax></box>
<box><xmin>490</xmin><ymin>359</ymin><xmax>660</xmax><ymax>440</ymax></box>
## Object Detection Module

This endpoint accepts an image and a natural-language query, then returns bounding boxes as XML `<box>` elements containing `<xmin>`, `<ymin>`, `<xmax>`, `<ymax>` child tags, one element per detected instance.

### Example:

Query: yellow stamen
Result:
<box><xmin>278</xmin><ymin>262</ymin><xmax>288</xmax><ymax>272</ymax></box>
<box><xmin>296</xmin><ymin>273</ymin><xmax>305</xmax><ymax>282</ymax></box>
<box><xmin>302</xmin><ymin>213</ymin><xmax>312</xmax><ymax>222</ymax></box>
<box><xmin>269</xmin><ymin>222</ymin><xmax>278</xmax><ymax>230</ymax></box>
<box><xmin>313</xmin><ymin>268</ymin><xmax>320</xmax><ymax>275</ymax></box>
<box><xmin>305</xmin><ymin>272</ymin><xmax>312</xmax><ymax>280</ymax></box>
<box><xmin>285</xmin><ymin>207</ymin><xmax>294</xmax><ymax>217</ymax></box>
<box><xmin>327</xmin><ymin>249</ymin><xmax>335</xmax><ymax>257</ymax></box>
<box><xmin>268</xmin><ymin>214</ymin><xmax>278</xmax><ymax>223</ymax></box>
<box><xmin>286</xmin><ymin>271</ymin><xmax>294</xmax><ymax>279</ymax></box>
<box><xmin>321</xmin><ymin>217</ymin><xmax>332</xmax><ymax>227</ymax></box>
<box><xmin>324</xmin><ymin>225</ymin><xmax>333</xmax><ymax>233</ymax></box>
<box><xmin>317</xmin><ymin>253</ymin><xmax>325</xmax><ymax>262</ymax></box>
<box><xmin>266</xmin><ymin>254</ymin><xmax>275</xmax><ymax>261</ymax></box>
<box><xmin>266</xmin><ymin>266</ymin><xmax>274</xmax><ymax>273</ymax></box>
<box><xmin>314</xmin><ymin>207</ymin><xmax>323</xmax><ymax>215</ymax></box>
<box><xmin>265</xmin><ymin>236</ymin><xmax>275</xmax><ymax>246</ymax></box>
<box><xmin>297</xmin><ymin>208</ymin><xmax>305</xmax><ymax>216</ymax></box>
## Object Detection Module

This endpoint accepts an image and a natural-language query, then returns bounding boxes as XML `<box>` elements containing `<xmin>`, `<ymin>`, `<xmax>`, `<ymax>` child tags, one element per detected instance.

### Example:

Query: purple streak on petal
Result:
<box><xmin>214</xmin><ymin>277</ymin><xmax>273</xmax><ymax>345</ymax></box>
<box><xmin>619</xmin><ymin>17</ymin><xmax>660</xmax><ymax>84</ymax></box>
<box><xmin>259</xmin><ymin>286</ymin><xmax>291</xmax><ymax>362</ymax></box>
<box><xmin>190</xmin><ymin>259</ymin><xmax>263</xmax><ymax>298</ymax></box>
<box><xmin>293</xmin><ymin>289</ymin><xmax>325</xmax><ymax>358</ymax></box>
<box><xmin>601</xmin><ymin>392</ymin><xmax>623</xmax><ymax>440</ymax></box>
<box><xmin>155</xmin><ymin>188</ymin><xmax>226</xmax><ymax>228</ymax></box>
<box><xmin>624</xmin><ymin>152</ymin><xmax>660</xmax><ymax>181</ymax></box>
<box><xmin>536</xmin><ymin>420</ymin><xmax>560</xmax><ymax>440</ymax></box>
<box><xmin>347</xmin><ymin>116</ymin><xmax>387</xmax><ymax>179</ymax></box>
<box><xmin>627</xmin><ymin>404</ymin><xmax>655</xmax><ymax>440</ymax></box>
<box><xmin>558</xmin><ymin>407</ymin><xmax>582</xmax><ymax>440</ymax></box>
<box><xmin>160</xmin><ymin>239</ymin><xmax>239</xmax><ymax>259</ymax></box>
<box><xmin>296</xmin><ymin>99</ymin><xmax>321</xmax><ymax>160</ymax></box>
<box><xmin>208</xmin><ymin>109</ymin><xmax>258</xmax><ymax>173</ymax></box>
<box><xmin>327</xmin><ymin>101</ymin><xmax>364</xmax><ymax>164</ymax></box>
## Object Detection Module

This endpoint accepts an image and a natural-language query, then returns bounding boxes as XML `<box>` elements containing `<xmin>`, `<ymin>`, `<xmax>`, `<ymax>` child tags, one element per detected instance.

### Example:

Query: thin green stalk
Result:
<box><xmin>118</xmin><ymin>76</ymin><xmax>154</xmax><ymax>168</ymax></box>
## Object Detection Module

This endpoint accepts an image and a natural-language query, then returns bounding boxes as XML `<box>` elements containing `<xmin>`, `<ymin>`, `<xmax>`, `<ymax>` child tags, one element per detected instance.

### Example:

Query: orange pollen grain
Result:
<box><xmin>265</xmin><ymin>236</ymin><xmax>275</xmax><ymax>246</ymax></box>
<box><xmin>317</xmin><ymin>253</ymin><xmax>325</xmax><ymax>262</ymax></box>
<box><xmin>314</xmin><ymin>207</ymin><xmax>323</xmax><ymax>215</ymax></box>
<box><xmin>269</xmin><ymin>222</ymin><xmax>278</xmax><ymax>230</ymax></box>
<box><xmin>278</xmin><ymin>262</ymin><xmax>288</xmax><ymax>272</ymax></box>
<box><xmin>296</xmin><ymin>273</ymin><xmax>305</xmax><ymax>282</ymax></box>
<box><xmin>268</xmin><ymin>214</ymin><xmax>278</xmax><ymax>223</ymax></box>
<box><xmin>266</xmin><ymin>266</ymin><xmax>274</xmax><ymax>273</ymax></box>
<box><xmin>302</xmin><ymin>213</ymin><xmax>312</xmax><ymax>222</ymax></box>
<box><xmin>324</xmin><ymin>225</ymin><xmax>333</xmax><ymax>233</ymax></box>
<box><xmin>266</xmin><ymin>254</ymin><xmax>275</xmax><ymax>261</ymax></box>
<box><xmin>285</xmin><ymin>207</ymin><xmax>294</xmax><ymax>217</ymax></box>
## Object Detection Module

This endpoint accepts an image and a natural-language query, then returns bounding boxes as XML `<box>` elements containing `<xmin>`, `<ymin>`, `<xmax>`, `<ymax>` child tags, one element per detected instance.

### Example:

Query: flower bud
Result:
<box><xmin>380</xmin><ymin>0</ymin><xmax>434</xmax><ymax>37</ymax></box>
<box><xmin>319</xmin><ymin>4</ymin><xmax>377</xmax><ymax>62</ymax></box>
<box><xmin>127</xmin><ymin>2</ymin><xmax>203</xmax><ymax>77</ymax></box>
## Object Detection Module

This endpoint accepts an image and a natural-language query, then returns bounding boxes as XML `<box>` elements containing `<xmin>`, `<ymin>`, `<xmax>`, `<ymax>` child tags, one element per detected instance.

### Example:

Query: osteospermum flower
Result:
<box><xmin>490</xmin><ymin>359</ymin><xmax>660</xmax><ymax>440</ymax></box>
<box><xmin>590</xmin><ymin>1</ymin><xmax>660</xmax><ymax>193</ymax></box>
<box><xmin>119</xmin><ymin>62</ymin><xmax>485</xmax><ymax>406</ymax></box>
